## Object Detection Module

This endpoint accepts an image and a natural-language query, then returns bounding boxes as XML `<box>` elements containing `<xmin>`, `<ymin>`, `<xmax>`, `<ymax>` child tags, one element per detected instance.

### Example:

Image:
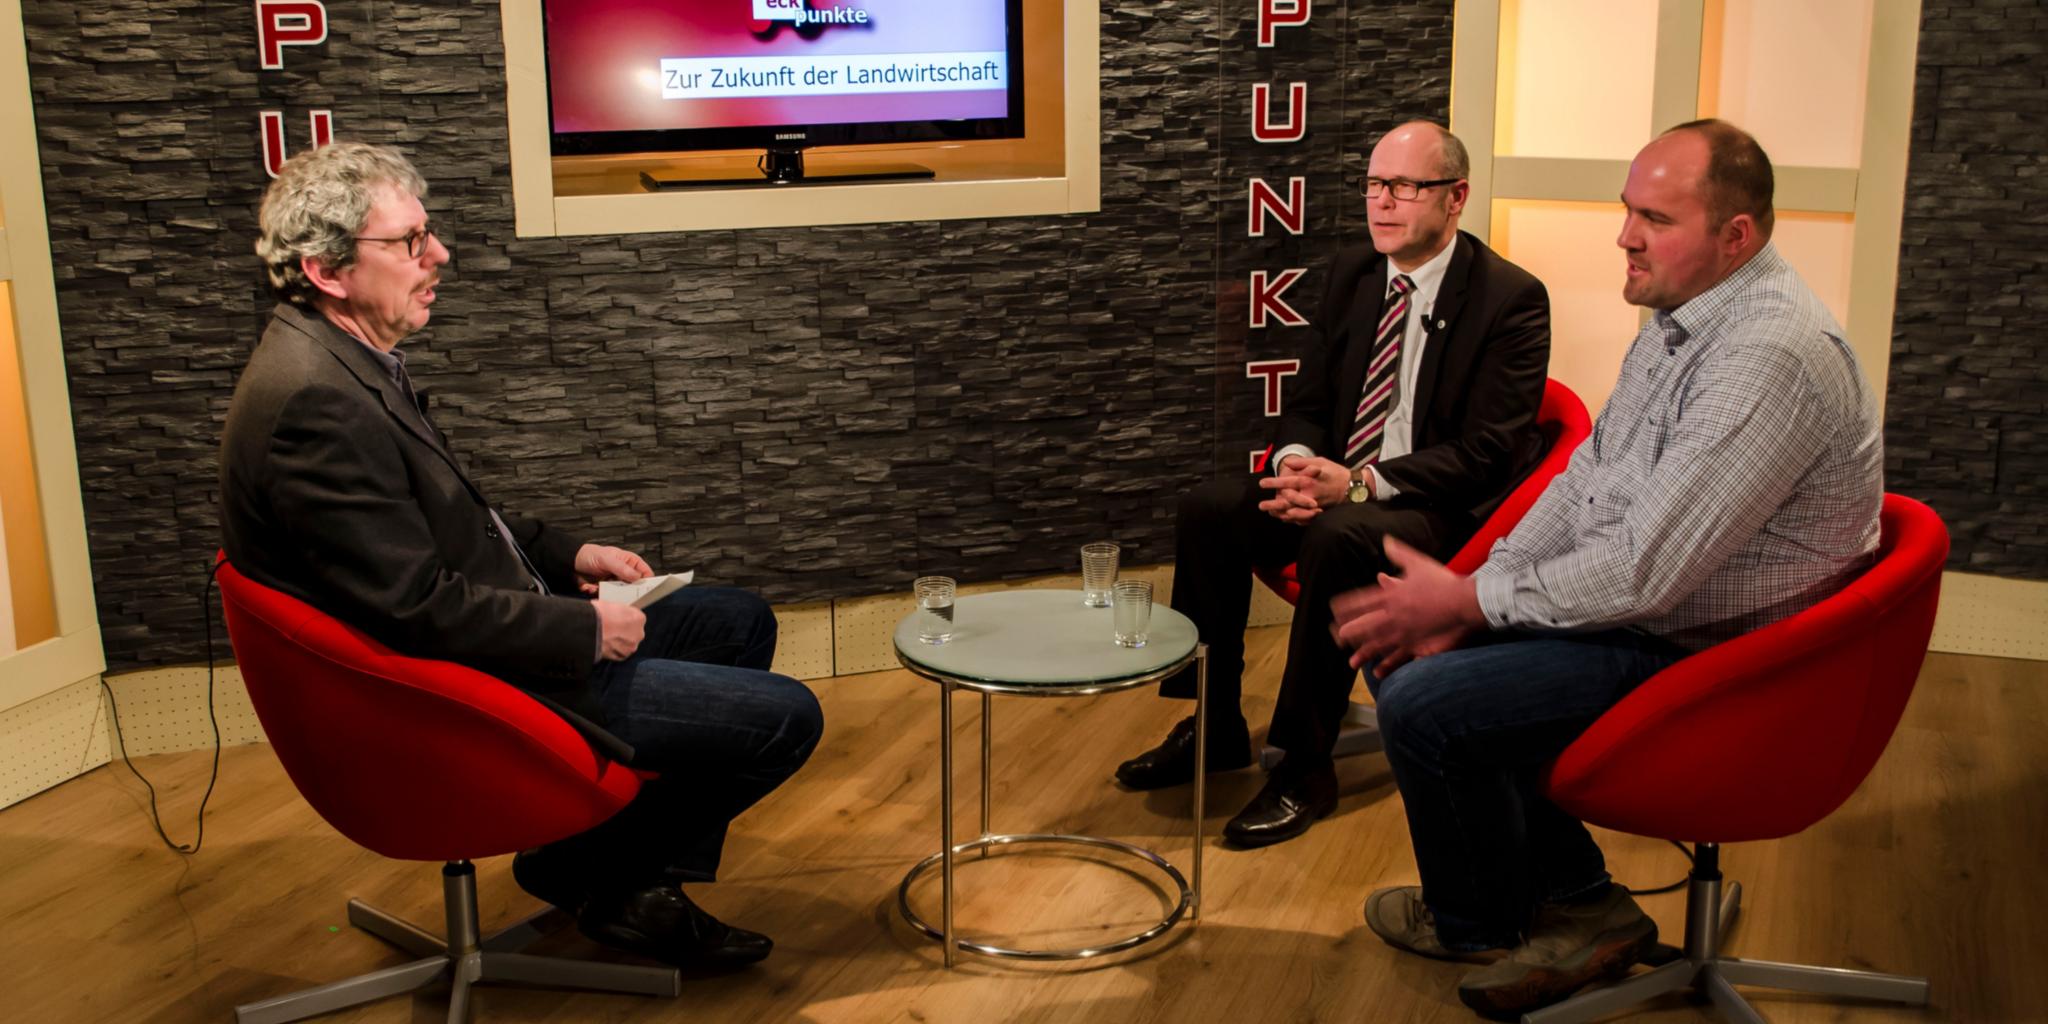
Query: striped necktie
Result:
<box><xmin>1345</xmin><ymin>273</ymin><xmax>1414</xmax><ymax>468</ymax></box>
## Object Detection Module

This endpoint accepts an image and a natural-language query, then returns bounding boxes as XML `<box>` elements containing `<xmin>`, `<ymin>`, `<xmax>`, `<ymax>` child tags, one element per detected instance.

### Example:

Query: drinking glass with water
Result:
<box><xmin>914</xmin><ymin>576</ymin><xmax>956</xmax><ymax>644</ymax></box>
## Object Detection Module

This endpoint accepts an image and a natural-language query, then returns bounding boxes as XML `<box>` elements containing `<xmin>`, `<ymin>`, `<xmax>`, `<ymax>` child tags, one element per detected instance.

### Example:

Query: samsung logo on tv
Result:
<box><xmin>775</xmin><ymin>132</ymin><xmax>808</xmax><ymax>141</ymax></box>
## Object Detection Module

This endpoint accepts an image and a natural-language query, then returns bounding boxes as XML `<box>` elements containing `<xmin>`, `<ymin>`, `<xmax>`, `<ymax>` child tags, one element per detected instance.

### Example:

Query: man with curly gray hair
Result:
<box><xmin>221</xmin><ymin>142</ymin><xmax>822</xmax><ymax>970</ymax></box>
<box><xmin>255</xmin><ymin>141</ymin><xmax>430</xmax><ymax>311</ymax></box>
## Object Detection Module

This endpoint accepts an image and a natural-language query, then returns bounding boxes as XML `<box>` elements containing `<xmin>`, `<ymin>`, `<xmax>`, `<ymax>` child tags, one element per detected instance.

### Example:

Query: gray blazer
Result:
<box><xmin>219</xmin><ymin>303</ymin><xmax>617</xmax><ymax>748</ymax></box>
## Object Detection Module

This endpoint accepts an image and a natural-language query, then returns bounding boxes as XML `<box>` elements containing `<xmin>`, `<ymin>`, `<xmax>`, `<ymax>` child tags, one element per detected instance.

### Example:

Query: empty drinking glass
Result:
<box><xmin>1112</xmin><ymin>578</ymin><xmax>1153</xmax><ymax>648</ymax></box>
<box><xmin>915</xmin><ymin>576</ymin><xmax>956</xmax><ymax>644</ymax></box>
<box><xmin>1081</xmin><ymin>541</ymin><xmax>1119</xmax><ymax>607</ymax></box>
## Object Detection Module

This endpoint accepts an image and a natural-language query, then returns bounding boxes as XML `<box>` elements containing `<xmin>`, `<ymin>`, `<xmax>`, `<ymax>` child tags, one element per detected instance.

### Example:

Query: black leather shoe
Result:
<box><xmin>512</xmin><ymin>846</ymin><xmax>590</xmax><ymax>913</ymax></box>
<box><xmin>578</xmin><ymin>884</ymin><xmax>773</xmax><ymax>968</ymax></box>
<box><xmin>1222</xmin><ymin>760</ymin><xmax>1337</xmax><ymax>848</ymax></box>
<box><xmin>1113</xmin><ymin>715</ymin><xmax>1253</xmax><ymax>790</ymax></box>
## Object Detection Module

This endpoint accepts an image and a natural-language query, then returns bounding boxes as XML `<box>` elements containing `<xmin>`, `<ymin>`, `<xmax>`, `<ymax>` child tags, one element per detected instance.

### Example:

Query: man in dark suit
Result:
<box><xmin>220</xmin><ymin>142</ymin><xmax>822</xmax><ymax>967</ymax></box>
<box><xmin>1114</xmin><ymin>122</ymin><xmax>1551</xmax><ymax>848</ymax></box>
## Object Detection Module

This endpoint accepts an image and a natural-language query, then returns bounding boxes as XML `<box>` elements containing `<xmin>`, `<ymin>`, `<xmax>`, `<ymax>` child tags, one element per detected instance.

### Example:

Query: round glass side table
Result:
<box><xmin>892</xmin><ymin>588</ymin><xmax>1209</xmax><ymax>966</ymax></box>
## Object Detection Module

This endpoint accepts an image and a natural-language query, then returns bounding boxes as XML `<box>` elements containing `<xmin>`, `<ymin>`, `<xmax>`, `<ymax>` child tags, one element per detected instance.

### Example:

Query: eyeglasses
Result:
<box><xmin>354</xmin><ymin>227</ymin><xmax>440</xmax><ymax>259</ymax></box>
<box><xmin>1360</xmin><ymin>177</ymin><xmax>1463</xmax><ymax>201</ymax></box>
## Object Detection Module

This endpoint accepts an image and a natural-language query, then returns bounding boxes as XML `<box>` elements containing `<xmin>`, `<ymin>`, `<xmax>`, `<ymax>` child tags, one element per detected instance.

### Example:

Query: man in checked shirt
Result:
<box><xmin>1331</xmin><ymin>119</ymin><xmax>1883</xmax><ymax>1019</ymax></box>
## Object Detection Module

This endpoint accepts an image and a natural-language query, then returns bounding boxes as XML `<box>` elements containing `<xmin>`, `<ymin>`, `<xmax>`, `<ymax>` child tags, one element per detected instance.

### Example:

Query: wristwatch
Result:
<box><xmin>1346</xmin><ymin>467</ymin><xmax>1371</xmax><ymax>503</ymax></box>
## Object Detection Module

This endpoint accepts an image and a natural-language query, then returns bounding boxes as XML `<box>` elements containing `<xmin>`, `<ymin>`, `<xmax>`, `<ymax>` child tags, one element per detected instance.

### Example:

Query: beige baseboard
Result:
<box><xmin>0</xmin><ymin>565</ymin><xmax>1187</xmax><ymax>810</ymax></box>
<box><xmin>1929</xmin><ymin>571</ymin><xmax>2048</xmax><ymax>661</ymax></box>
<box><xmin>4</xmin><ymin>565</ymin><xmax>2036</xmax><ymax>813</ymax></box>
<box><xmin>0</xmin><ymin>675</ymin><xmax>111</xmax><ymax>809</ymax></box>
<box><xmin>1248</xmin><ymin>571</ymin><xmax>1297</xmax><ymax>627</ymax></box>
<box><xmin>1240</xmin><ymin>569</ymin><xmax>2048</xmax><ymax>660</ymax></box>
<box><xmin>92</xmin><ymin>664</ymin><xmax>267</xmax><ymax>757</ymax></box>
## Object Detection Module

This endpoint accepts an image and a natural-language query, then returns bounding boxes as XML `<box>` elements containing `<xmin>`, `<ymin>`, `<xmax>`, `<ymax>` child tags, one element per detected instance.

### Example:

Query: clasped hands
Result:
<box><xmin>1258</xmin><ymin>457</ymin><xmax>1485</xmax><ymax>672</ymax></box>
<box><xmin>1257</xmin><ymin>454</ymin><xmax>1353</xmax><ymax>523</ymax></box>
<box><xmin>1329</xmin><ymin>536</ymin><xmax>1489</xmax><ymax>676</ymax></box>
<box><xmin>577</xmin><ymin>543</ymin><xmax>652</xmax><ymax>660</ymax></box>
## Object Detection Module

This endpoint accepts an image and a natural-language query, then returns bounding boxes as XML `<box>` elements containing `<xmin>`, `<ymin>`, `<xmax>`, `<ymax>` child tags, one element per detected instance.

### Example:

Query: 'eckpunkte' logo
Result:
<box><xmin>752</xmin><ymin>0</ymin><xmax>871</xmax><ymax>27</ymax></box>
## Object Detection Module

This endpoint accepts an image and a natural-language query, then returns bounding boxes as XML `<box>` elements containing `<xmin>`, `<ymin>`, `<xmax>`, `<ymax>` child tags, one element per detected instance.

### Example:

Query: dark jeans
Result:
<box><xmin>1368</xmin><ymin>628</ymin><xmax>1688</xmax><ymax>949</ymax></box>
<box><xmin>546</xmin><ymin>586</ymin><xmax>823</xmax><ymax>890</ymax></box>
<box><xmin>1163</xmin><ymin>475</ymin><xmax>1465</xmax><ymax>760</ymax></box>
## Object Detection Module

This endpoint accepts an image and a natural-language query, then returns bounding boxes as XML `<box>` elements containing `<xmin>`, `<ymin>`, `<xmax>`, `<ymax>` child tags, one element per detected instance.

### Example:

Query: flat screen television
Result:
<box><xmin>541</xmin><ymin>0</ymin><xmax>1026</xmax><ymax>187</ymax></box>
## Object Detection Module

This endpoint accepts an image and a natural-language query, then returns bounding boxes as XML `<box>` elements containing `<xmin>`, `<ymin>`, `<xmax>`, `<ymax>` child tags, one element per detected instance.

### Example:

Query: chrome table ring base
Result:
<box><xmin>897</xmin><ymin>832</ymin><xmax>1191</xmax><ymax>962</ymax></box>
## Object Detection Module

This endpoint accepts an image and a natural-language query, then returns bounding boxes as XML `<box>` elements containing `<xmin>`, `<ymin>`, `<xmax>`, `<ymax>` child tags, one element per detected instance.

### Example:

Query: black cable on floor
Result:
<box><xmin>1622</xmin><ymin>839</ymin><xmax>1697</xmax><ymax>896</ymax></box>
<box><xmin>102</xmin><ymin>561</ymin><xmax>223</xmax><ymax>855</ymax></box>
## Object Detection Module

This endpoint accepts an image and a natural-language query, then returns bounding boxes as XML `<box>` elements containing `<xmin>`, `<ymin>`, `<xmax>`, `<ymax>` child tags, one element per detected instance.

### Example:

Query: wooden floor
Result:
<box><xmin>2</xmin><ymin>628</ymin><xmax>2042</xmax><ymax>1023</ymax></box>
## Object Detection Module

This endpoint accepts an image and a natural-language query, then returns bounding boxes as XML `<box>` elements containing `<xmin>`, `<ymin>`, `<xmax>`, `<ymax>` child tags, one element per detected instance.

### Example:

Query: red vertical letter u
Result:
<box><xmin>1251</xmin><ymin>83</ymin><xmax>1307</xmax><ymax>144</ymax></box>
<box><xmin>260</xmin><ymin>109</ymin><xmax>334</xmax><ymax>178</ymax></box>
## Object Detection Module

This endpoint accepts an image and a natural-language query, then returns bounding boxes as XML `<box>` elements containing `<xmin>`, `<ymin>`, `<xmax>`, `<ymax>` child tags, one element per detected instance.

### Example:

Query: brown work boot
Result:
<box><xmin>1455</xmin><ymin>885</ymin><xmax>1658</xmax><ymax>1019</ymax></box>
<box><xmin>1363</xmin><ymin>886</ymin><xmax>1510</xmax><ymax>965</ymax></box>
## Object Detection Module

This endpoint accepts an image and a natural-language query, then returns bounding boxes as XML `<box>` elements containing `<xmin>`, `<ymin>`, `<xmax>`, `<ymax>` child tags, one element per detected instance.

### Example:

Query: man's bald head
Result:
<box><xmin>1663</xmin><ymin>118</ymin><xmax>1774</xmax><ymax>238</ymax></box>
<box><xmin>1378</xmin><ymin>120</ymin><xmax>1469</xmax><ymax>181</ymax></box>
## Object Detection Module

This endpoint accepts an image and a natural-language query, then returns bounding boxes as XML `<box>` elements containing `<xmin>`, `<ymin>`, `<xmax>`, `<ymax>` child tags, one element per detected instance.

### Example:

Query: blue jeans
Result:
<box><xmin>551</xmin><ymin>587</ymin><xmax>823</xmax><ymax>889</ymax></box>
<box><xmin>1369</xmin><ymin>628</ymin><xmax>1687</xmax><ymax>950</ymax></box>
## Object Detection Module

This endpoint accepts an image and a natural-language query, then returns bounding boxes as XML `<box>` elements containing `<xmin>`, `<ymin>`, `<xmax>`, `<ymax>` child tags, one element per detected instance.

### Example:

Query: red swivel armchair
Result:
<box><xmin>1522</xmin><ymin>494</ymin><xmax>1946</xmax><ymax>1024</ymax></box>
<box><xmin>1255</xmin><ymin>378</ymin><xmax>1593</xmax><ymax>767</ymax></box>
<box><xmin>216</xmin><ymin>557</ymin><xmax>680</xmax><ymax>1024</ymax></box>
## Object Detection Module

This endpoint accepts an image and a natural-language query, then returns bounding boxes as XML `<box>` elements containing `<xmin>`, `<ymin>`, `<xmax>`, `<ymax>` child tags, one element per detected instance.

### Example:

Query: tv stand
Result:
<box><xmin>640</xmin><ymin>147</ymin><xmax>935</xmax><ymax>191</ymax></box>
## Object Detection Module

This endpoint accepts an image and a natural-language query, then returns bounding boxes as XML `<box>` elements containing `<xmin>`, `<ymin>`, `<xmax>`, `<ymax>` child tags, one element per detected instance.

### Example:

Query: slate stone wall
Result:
<box><xmin>1887</xmin><ymin>2</ymin><xmax>2048</xmax><ymax>579</ymax></box>
<box><xmin>24</xmin><ymin>0</ymin><xmax>1453</xmax><ymax>668</ymax></box>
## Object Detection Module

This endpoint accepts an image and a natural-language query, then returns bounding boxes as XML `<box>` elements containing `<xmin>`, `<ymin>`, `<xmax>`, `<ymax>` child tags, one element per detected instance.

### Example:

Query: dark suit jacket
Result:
<box><xmin>1274</xmin><ymin>230</ymin><xmax>1551</xmax><ymax>521</ymax></box>
<box><xmin>219</xmin><ymin>303</ymin><xmax>614</xmax><ymax>744</ymax></box>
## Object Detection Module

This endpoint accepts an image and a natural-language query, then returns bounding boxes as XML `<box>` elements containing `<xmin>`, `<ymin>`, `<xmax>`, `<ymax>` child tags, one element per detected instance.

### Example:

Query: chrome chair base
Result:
<box><xmin>1523</xmin><ymin>954</ymin><xmax>1931</xmax><ymax>1024</ymax></box>
<box><xmin>234</xmin><ymin>861</ymin><xmax>680</xmax><ymax>1024</ymax></box>
<box><xmin>1522</xmin><ymin>847</ymin><xmax>1929</xmax><ymax>1024</ymax></box>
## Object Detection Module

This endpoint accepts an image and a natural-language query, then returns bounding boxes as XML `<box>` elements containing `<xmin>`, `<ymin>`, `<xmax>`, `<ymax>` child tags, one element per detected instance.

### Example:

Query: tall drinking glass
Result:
<box><xmin>1081</xmin><ymin>541</ymin><xmax>1119</xmax><ymax>608</ymax></box>
<box><xmin>1113</xmin><ymin>579</ymin><xmax>1154</xmax><ymax>648</ymax></box>
<box><xmin>915</xmin><ymin>576</ymin><xmax>956</xmax><ymax>644</ymax></box>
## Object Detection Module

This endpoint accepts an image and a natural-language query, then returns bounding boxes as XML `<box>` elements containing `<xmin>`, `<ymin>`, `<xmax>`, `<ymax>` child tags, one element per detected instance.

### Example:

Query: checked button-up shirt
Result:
<box><xmin>1472</xmin><ymin>243</ymin><xmax>1883</xmax><ymax>652</ymax></box>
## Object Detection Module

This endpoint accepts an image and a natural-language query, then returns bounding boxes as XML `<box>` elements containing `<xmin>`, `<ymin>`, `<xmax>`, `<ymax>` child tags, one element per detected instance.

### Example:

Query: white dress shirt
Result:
<box><xmin>1274</xmin><ymin>238</ymin><xmax>1456</xmax><ymax>500</ymax></box>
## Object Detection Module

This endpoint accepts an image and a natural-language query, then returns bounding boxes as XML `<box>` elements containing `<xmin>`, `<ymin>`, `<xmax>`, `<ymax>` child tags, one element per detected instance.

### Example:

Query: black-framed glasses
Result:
<box><xmin>354</xmin><ymin>227</ymin><xmax>439</xmax><ymax>259</ymax></box>
<box><xmin>1360</xmin><ymin>176</ymin><xmax>1463</xmax><ymax>201</ymax></box>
